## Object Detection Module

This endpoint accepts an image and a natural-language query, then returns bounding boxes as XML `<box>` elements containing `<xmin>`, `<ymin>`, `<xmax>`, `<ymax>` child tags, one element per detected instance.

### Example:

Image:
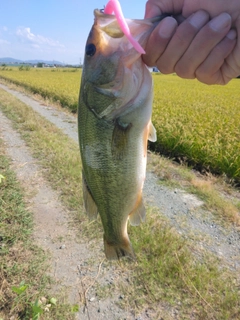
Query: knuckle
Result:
<box><xmin>195</xmin><ymin>65</ymin><xmax>218</xmax><ymax>84</ymax></box>
<box><xmin>175</xmin><ymin>63</ymin><xmax>193</xmax><ymax>79</ymax></box>
<box><xmin>195</xmin><ymin>67</ymin><xmax>205</xmax><ymax>79</ymax></box>
<box><xmin>196</xmin><ymin>66</ymin><xmax>228</xmax><ymax>85</ymax></box>
<box><xmin>195</xmin><ymin>70</ymin><xmax>211</xmax><ymax>84</ymax></box>
<box><xmin>157</xmin><ymin>61</ymin><xmax>174</xmax><ymax>74</ymax></box>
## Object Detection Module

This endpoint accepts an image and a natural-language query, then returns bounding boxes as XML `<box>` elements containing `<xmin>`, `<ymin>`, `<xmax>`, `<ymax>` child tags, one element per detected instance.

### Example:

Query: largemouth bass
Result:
<box><xmin>78</xmin><ymin>9</ymin><xmax>164</xmax><ymax>260</ymax></box>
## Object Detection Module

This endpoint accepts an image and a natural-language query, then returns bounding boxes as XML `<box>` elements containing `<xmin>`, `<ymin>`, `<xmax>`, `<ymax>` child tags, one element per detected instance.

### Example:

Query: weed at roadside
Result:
<box><xmin>0</xmin><ymin>139</ymin><xmax>76</xmax><ymax>319</ymax></box>
<box><xmin>125</xmin><ymin>208</ymin><xmax>240</xmax><ymax>320</ymax></box>
<box><xmin>148</xmin><ymin>153</ymin><xmax>240</xmax><ymax>226</ymax></box>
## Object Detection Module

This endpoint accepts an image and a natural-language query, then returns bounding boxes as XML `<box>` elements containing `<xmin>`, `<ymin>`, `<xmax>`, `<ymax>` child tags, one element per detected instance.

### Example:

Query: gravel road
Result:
<box><xmin>0</xmin><ymin>83</ymin><xmax>239</xmax><ymax>319</ymax></box>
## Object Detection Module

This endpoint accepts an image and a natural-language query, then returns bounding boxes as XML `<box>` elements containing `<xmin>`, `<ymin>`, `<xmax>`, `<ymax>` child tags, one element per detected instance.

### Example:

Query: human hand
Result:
<box><xmin>143</xmin><ymin>0</ymin><xmax>240</xmax><ymax>85</ymax></box>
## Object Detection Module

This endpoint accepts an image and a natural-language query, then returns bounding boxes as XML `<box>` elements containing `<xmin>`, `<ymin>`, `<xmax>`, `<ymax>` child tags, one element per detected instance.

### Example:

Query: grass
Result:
<box><xmin>0</xmin><ymin>88</ymin><xmax>83</xmax><ymax>213</ymax></box>
<box><xmin>0</xmin><ymin>88</ymin><xmax>239</xmax><ymax>319</ymax></box>
<box><xmin>148</xmin><ymin>154</ymin><xmax>240</xmax><ymax>226</ymax></box>
<box><xmin>0</xmin><ymin>139</ymin><xmax>75</xmax><ymax>319</ymax></box>
<box><xmin>127</xmin><ymin>208</ymin><xmax>239</xmax><ymax>320</ymax></box>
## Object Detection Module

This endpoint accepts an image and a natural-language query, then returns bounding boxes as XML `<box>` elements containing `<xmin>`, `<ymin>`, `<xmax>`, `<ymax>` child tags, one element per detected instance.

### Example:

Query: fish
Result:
<box><xmin>78</xmin><ymin>9</ymin><xmax>165</xmax><ymax>260</ymax></box>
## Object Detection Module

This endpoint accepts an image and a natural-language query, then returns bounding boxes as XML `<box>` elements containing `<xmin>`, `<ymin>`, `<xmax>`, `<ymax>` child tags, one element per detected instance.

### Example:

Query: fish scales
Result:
<box><xmin>78</xmin><ymin>9</ymin><xmax>165</xmax><ymax>260</ymax></box>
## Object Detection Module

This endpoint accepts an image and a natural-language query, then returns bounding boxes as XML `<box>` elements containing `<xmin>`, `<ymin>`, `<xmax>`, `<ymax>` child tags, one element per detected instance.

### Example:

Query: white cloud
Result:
<box><xmin>16</xmin><ymin>27</ymin><xmax>64</xmax><ymax>48</ymax></box>
<box><xmin>3</xmin><ymin>26</ymin><xmax>8</xmax><ymax>32</ymax></box>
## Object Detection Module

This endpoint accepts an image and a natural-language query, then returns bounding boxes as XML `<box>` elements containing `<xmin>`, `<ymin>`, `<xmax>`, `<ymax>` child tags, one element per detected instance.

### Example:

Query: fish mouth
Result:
<box><xmin>93</xmin><ymin>9</ymin><xmax>168</xmax><ymax>54</ymax></box>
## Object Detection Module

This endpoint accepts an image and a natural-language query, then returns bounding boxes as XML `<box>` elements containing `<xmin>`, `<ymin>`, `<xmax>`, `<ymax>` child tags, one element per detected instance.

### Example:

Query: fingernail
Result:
<box><xmin>226</xmin><ymin>29</ymin><xmax>237</xmax><ymax>40</ymax></box>
<box><xmin>159</xmin><ymin>17</ymin><xmax>178</xmax><ymax>38</ymax></box>
<box><xmin>209</xmin><ymin>13</ymin><xmax>231</xmax><ymax>31</ymax></box>
<box><xmin>189</xmin><ymin>10</ymin><xmax>209</xmax><ymax>29</ymax></box>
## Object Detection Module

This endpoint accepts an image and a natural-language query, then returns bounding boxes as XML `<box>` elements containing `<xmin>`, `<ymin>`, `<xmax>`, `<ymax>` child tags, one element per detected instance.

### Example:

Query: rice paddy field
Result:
<box><xmin>0</xmin><ymin>67</ymin><xmax>239</xmax><ymax>183</ymax></box>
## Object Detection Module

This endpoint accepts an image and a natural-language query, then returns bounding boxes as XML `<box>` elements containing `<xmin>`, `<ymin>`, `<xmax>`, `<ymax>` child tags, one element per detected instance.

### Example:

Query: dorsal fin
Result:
<box><xmin>82</xmin><ymin>171</ymin><xmax>98</xmax><ymax>220</ymax></box>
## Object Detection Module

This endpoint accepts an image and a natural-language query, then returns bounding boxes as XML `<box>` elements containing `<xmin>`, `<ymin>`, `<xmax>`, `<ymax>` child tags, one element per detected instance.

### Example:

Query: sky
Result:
<box><xmin>0</xmin><ymin>0</ymin><xmax>147</xmax><ymax>64</ymax></box>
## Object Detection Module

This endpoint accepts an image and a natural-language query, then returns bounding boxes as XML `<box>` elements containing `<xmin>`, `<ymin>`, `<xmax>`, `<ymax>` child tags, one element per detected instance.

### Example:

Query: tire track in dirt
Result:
<box><xmin>0</xmin><ymin>83</ymin><xmax>240</xmax><ymax>319</ymax></box>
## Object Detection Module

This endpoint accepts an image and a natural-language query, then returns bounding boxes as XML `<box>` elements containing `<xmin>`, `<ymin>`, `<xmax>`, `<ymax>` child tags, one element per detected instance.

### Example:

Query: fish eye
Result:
<box><xmin>85</xmin><ymin>43</ymin><xmax>96</xmax><ymax>57</ymax></box>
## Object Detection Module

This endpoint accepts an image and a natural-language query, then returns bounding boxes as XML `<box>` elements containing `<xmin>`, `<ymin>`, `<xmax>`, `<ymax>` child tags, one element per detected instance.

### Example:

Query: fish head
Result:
<box><xmin>80</xmin><ymin>10</ymin><xmax>159</xmax><ymax>120</ymax></box>
<box><xmin>83</xmin><ymin>9</ymin><xmax>155</xmax><ymax>80</ymax></box>
<box><xmin>83</xmin><ymin>10</ymin><xmax>124</xmax><ymax>87</ymax></box>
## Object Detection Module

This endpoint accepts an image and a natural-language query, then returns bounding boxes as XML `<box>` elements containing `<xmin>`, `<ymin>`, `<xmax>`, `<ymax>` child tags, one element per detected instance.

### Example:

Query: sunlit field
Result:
<box><xmin>151</xmin><ymin>73</ymin><xmax>240</xmax><ymax>183</ymax></box>
<box><xmin>0</xmin><ymin>67</ymin><xmax>81</xmax><ymax>111</ymax></box>
<box><xmin>0</xmin><ymin>67</ymin><xmax>239</xmax><ymax>183</ymax></box>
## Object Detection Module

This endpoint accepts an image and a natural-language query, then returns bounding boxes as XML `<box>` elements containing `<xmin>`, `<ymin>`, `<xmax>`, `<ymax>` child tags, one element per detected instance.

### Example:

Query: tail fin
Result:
<box><xmin>104</xmin><ymin>236</ymin><xmax>136</xmax><ymax>260</ymax></box>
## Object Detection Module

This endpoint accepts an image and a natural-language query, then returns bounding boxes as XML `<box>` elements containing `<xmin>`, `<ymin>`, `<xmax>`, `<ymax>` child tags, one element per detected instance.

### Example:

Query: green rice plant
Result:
<box><xmin>0</xmin><ymin>67</ymin><xmax>81</xmax><ymax>111</ymax></box>
<box><xmin>151</xmin><ymin>75</ymin><xmax>240</xmax><ymax>183</ymax></box>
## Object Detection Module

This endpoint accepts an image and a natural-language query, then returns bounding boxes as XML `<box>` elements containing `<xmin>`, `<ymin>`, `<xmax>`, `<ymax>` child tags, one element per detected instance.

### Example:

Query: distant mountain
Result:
<box><xmin>25</xmin><ymin>59</ymin><xmax>64</xmax><ymax>65</ymax></box>
<box><xmin>0</xmin><ymin>57</ymin><xmax>22</xmax><ymax>63</ymax></box>
<box><xmin>0</xmin><ymin>57</ymin><xmax>65</xmax><ymax>65</ymax></box>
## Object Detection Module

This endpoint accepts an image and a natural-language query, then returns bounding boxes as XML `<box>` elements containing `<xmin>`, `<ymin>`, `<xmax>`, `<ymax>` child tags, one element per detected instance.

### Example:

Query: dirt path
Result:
<box><xmin>0</xmin><ymin>83</ymin><xmax>239</xmax><ymax>319</ymax></box>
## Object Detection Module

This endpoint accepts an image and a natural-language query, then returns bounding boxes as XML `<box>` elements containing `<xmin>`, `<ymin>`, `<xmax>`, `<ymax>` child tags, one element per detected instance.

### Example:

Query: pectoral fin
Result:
<box><xmin>82</xmin><ymin>172</ymin><xmax>98</xmax><ymax>220</ymax></box>
<box><xmin>148</xmin><ymin>121</ymin><xmax>157</xmax><ymax>142</ymax></box>
<box><xmin>112</xmin><ymin>120</ymin><xmax>132</xmax><ymax>160</ymax></box>
<box><xmin>129</xmin><ymin>196</ymin><xmax>146</xmax><ymax>226</ymax></box>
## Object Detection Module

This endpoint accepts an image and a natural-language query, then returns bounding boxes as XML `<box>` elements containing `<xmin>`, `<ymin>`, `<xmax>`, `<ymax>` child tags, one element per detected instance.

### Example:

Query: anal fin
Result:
<box><xmin>129</xmin><ymin>196</ymin><xmax>146</xmax><ymax>226</ymax></box>
<box><xmin>82</xmin><ymin>171</ymin><xmax>98</xmax><ymax>220</ymax></box>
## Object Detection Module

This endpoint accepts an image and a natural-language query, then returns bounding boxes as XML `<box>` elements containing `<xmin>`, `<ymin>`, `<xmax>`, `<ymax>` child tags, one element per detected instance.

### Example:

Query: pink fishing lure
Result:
<box><xmin>104</xmin><ymin>0</ymin><xmax>145</xmax><ymax>54</ymax></box>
